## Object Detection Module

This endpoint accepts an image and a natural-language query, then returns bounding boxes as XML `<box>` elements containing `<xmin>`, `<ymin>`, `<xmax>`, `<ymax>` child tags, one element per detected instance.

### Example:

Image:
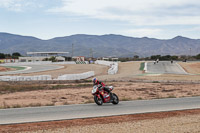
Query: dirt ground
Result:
<box><xmin>0</xmin><ymin>66</ymin><xmax>13</xmax><ymax>72</ymax></box>
<box><xmin>0</xmin><ymin>109</ymin><xmax>199</xmax><ymax>133</ymax></box>
<box><xmin>13</xmin><ymin>64</ymin><xmax>108</xmax><ymax>78</ymax></box>
<box><xmin>179</xmin><ymin>62</ymin><xmax>200</xmax><ymax>74</ymax></box>
<box><xmin>96</xmin><ymin>61</ymin><xmax>143</xmax><ymax>80</ymax></box>
<box><xmin>0</xmin><ymin>82</ymin><xmax>199</xmax><ymax>108</ymax></box>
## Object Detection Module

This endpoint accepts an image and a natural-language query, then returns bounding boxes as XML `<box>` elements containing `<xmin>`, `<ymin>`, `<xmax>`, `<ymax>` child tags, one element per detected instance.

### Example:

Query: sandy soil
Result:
<box><xmin>0</xmin><ymin>82</ymin><xmax>199</xmax><ymax>108</ymax></box>
<box><xmin>0</xmin><ymin>109</ymin><xmax>199</xmax><ymax>133</ymax></box>
<box><xmin>137</xmin><ymin>74</ymin><xmax>200</xmax><ymax>82</ymax></box>
<box><xmin>179</xmin><ymin>62</ymin><xmax>200</xmax><ymax>74</ymax></box>
<box><xmin>96</xmin><ymin>61</ymin><xmax>143</xmax><ymax>81</ymax></box>
<box><xmin>0</xmin><ymin>66</ymin><xmax>13</xmax><ymax>72</ymax></box>
<box><xmin>3</xmin><ymin>61</ymin><xmax>143</xmax><ymax>80</ymax></box>
<box><xmin>15</xmin><ymin>64</ymin><xmax>108</xmax><ymax>78</ymax></box>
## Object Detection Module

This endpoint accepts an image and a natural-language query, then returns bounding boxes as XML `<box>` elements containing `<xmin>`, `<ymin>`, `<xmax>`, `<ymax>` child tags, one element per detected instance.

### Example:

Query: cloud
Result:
<box><xmin>0</xmin><ymin>0</ymin><xmax>49</xmax><ymax>12</ymax></box>
<box><xmin>48</xmin><ymin>0</ymin><xmax>200</xmax><ymax>26</ymax></box>
<box><xmin>0</xmin><ymin>0</ymin><xmax>23</xmax><ymax>11</ymax></box>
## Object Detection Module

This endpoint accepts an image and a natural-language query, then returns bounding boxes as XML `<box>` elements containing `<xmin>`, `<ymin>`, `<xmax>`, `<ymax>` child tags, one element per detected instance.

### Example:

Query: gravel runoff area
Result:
<box><xmin>0</xmin><ymin>82</ymin><xmax>199</xmax><ymax>109</ymax></box>
<box><xmin>0</xmin><ymin>66</ymin><xmax>13</xmax><ymax>72</ymax></box>
<box><xmin>11</xmin><ymin>64</ymin><xmax>108</xmax><ymax>78</ymax></box>
<box><xmin>179</xmin><ymin>62</ymin><xmax>200</xmax><ymax>74</ymax></box>
<box><xmin>0</xmin><ymin>109</ymin><xmax>199</xmax><ymax>133</ymax></box>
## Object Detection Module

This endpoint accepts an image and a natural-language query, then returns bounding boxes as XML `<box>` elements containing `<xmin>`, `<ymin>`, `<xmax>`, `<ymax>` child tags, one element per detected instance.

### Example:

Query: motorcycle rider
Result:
<box><xmin>92</xmin><ymin>77</ymin><xmax>113</xmax><ymax>100</ymax></box>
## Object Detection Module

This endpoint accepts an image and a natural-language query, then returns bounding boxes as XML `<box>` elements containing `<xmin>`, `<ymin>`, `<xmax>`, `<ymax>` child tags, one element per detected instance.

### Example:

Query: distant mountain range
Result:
<box><xmin>0</xmin><ymin>32</ymin><xmax>200</xmax><ymax>57</ymax></box>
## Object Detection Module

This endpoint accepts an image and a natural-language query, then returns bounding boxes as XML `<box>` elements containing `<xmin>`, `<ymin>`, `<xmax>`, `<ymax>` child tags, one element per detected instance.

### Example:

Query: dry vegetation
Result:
<box><xmin>0</xmin><ymin>81</ymin><xmax>199</xmax><ymax>109</ymax></box>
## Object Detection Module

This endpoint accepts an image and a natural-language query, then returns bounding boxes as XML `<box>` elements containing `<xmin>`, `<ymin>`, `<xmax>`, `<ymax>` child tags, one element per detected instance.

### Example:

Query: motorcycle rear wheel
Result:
<box><xmin>94</xmin><ymin>95</ymin><xmax>103</xmax><ymax>105</ymax></box>
<box><xmin>112</xmin><ymin>93</ymin><xmax>119</xmax><ymax>104</ymax></box>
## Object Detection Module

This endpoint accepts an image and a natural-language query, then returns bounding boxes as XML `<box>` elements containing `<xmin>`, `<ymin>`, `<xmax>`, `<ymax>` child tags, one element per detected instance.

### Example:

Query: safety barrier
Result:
<box><xmin>0</xmin><ymin>75</ymin><xmax>52</xmax><ymax>81</ymax></box>
<box><xmin>75</xmin><ymin>61</ymin><xmax>88</xmax><ymax>64</ymax></box>
<box><xmin>108</xmin><ymin>63</ymin><xmax>118</xmax><ymax>75</ymax></box>
<box><xmin>0</xmin><ymin>61</ymin><xmax>76</xmax><ymax>66</ymax></box>
<box><xmin>56</xmin><ymin>71</ymin><xmax>95</xmax><ymax>80</ymax></box>
<box><xmin>52</xmin><ymin>61</ymin><xmax>76</xmax><ymax>65</ymax></box>
<box><xmin>0</xmin><ymin>71</ymin><xmax>95</xmax><ymax>81</ymax></box>
<box><xmin>0</xmin><ymin>60</ymin><xmax>94</xmax><ymax>81</ymax></box>
<box><xmin>95</xmin><ymin>60</ymin><xmax>118</xmax><ymax>74</ymax></box>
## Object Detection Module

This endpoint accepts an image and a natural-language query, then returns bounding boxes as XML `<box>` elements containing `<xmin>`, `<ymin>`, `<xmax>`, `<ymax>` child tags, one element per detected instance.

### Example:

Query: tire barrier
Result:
<box><xmin>75</xmin><ymin>61</ymin><xmax>88</xmax><ymax>64</ymax></box>
<box><xmin>56</xmin><ymin>71</ymin><xmax>95</xmax><ymax>80</ymax></box>
<box><xmin>95</xmin><ymin>60</ymin><xmax>118</xmax><ymax>74</ymax></box>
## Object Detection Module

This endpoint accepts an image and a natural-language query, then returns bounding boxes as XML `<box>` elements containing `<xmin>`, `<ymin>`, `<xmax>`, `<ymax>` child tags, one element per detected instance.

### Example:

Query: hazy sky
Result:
<box><xmin>1</xmin><ymin>0</ymin><xmax>200</xmax><ymax>39</ymax></box>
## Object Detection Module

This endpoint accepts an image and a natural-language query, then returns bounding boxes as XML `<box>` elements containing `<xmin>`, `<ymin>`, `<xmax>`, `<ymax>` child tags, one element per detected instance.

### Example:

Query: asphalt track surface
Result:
<box><xmin>0</xmin><ymin>65</ymin><xmax>63</xmax><ymax>75</ymax></box>
<box><xmin>0</xmin><ymin>96</ymin><xmax>199</xmax><ymax>125</ymax></box>
<box><xmin>147</xmin><ymin>61</ymin><xmax>187</xmax><ymax>74</ymax></box>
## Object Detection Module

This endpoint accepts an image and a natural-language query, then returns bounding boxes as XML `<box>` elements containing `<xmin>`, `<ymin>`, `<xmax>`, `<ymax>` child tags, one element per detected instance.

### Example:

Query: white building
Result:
<box><xmin>19</xmin><ymin>52</ymin><xmax>69</xmax><ymax>62</ymax></box>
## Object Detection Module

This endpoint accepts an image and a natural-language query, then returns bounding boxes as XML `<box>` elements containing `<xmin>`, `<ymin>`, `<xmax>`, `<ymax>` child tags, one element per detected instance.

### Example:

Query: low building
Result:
<box><xmin>72</xmin><ymin>56</ymin><xmax>85</xmax><ymax>61</ymax></box>
<box><xmin>102</xmin><ymin>57</ymin><xmax>118</xmax><ymax>61</ymax></box>
<box><xmin>19</xmin><ymin>52</ymin><xmax>69</xmax><ymax>62</ymax></box>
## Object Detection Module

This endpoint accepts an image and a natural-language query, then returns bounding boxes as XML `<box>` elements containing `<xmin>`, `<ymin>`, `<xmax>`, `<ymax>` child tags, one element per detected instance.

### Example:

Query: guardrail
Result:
<box><xmin>95</xmin><ymin>60</ymin><xmax>118</xmax><ymax>74</ymax></box>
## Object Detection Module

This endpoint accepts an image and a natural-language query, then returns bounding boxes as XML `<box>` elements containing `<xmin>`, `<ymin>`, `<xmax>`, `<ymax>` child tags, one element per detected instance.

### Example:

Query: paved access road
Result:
<box><xmin>0</xmin><ymin>97</ymin><xmax>199</xmax><ymax>125</ymax></box>
<box><xmin>147</xmin><ymin>61</ymin><xmax>187</xmax><ymax>74</ymax></box>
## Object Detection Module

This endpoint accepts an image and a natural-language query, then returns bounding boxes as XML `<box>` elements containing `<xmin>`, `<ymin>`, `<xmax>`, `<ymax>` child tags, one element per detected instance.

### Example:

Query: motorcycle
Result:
<box><xmin>92</xmin><ymin>85</ymin><xmax>119</xmax><ymax>105</ymax></box>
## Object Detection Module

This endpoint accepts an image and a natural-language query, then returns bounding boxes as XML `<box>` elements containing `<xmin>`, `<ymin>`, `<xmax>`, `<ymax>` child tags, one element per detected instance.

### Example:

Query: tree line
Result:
<box><xmin>0</xmin><ymin>52</ymin><xmax>21</xmax><ymax>59</ymax></box>
<box><xmin>118</xmin><ymin>53</ymin><xmax>200</xmax><ymax>62</ymax></box>
<box><xmin>0</xmin><ymin>52</ymin><xmax>200</xmax><ymax>61</ymax></box>
<box><xmin>150</xmin><ymin>54</ymin><xmax>200</xmax><ymax>60</ymax></box>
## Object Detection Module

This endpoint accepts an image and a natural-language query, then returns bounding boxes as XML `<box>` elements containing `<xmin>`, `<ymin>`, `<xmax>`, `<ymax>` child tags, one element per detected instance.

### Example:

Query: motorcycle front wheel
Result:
<box><xmin>112</xmin><ymin>93</ymin><xmax>119</xmax><ymax>105</ymax></box>
<box><xmin>94</xmin><ymin>95</ymin><xmax>103</xmax><ymax>105</ymax></box>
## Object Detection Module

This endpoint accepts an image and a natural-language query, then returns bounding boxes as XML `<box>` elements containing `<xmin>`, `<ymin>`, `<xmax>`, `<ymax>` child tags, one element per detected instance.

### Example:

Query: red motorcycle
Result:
<box><xmin>92</xmin><ymin>85</ymin><xmax>119</xmax><ymax>105</ymax></box>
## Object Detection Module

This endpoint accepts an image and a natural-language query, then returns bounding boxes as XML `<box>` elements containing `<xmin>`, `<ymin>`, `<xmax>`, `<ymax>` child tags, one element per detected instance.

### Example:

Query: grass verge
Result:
<box><xmin>139</xmin><ymin>62</ymin><xmax>145</xmax><ymax>71</ymax></box>
<box><xmin>5</xmin><ymin>66</ymin><xmax>26</xmax><ymax>70</ymax></box>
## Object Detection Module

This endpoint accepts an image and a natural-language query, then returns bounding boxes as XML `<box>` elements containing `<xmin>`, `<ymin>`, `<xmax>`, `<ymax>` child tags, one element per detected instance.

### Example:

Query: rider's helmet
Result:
<box><xmin>92</xmin><ymin>77</ymin><xmax>98</xmax><ymax>84</ymax></box>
